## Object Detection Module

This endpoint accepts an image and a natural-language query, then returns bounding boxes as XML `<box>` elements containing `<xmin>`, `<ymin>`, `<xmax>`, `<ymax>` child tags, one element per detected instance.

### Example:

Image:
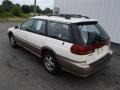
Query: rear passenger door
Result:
<box><xmin>46</xmin><ymin>21</ymin><xmax>73</xmax><ymax>58</ymax></box>
<box><xmin>27</xmin><ymin>19</ymin><xmax>46</xmax><ymax>55</ymax></box>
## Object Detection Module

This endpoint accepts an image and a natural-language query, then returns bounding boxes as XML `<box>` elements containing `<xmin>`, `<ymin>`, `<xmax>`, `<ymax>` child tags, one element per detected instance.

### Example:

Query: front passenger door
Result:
<box><xmin>15</xmin><ymin>19</ymin><xmax>35</xmax><ymax>48</ymax></box>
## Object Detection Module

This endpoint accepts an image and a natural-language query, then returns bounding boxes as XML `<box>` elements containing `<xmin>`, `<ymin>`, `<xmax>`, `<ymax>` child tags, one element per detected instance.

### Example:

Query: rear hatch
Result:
<box><xmin>72</xmin><ymin>22</ymin><xmax>110</xmax><ymax>64</ymax></box>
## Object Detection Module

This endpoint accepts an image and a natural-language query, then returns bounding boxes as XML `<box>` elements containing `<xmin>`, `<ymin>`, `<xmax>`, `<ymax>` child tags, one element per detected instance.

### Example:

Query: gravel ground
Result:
<box><xmin>0</xmin><ymin>22</ymin><xmax>120</xmax><ymax>90</ymax></box>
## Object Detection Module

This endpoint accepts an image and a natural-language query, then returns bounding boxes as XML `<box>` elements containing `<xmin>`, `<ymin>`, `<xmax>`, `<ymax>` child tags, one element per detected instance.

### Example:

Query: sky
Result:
<box><xmin>0</xmin><ymin>0</ymin><xmax>54</xmax><ymax>10</ymax></box>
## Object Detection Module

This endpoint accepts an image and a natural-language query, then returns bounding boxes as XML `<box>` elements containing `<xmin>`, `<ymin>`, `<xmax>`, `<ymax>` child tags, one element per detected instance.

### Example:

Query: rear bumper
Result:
<box><xmin>57</xmin><ymin>53</ymin><xmax>112</xmax><ymax>77</ymax></box>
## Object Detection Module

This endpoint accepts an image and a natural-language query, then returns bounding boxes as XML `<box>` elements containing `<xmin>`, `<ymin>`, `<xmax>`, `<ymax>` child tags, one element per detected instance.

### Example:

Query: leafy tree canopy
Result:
<box><xmin>21</xmin><ymin>5</ymin><xmax>30</xmax><ymax>13</ymax></box>
<box><xmin>44</xmin><ymin>8</ymin><xmax>53</xmax><ymax>14</ymax></box>
<box><xmin>2</xmin><ymin>0</ymin><xmax>13</xmax><ymax>12</ymax></box>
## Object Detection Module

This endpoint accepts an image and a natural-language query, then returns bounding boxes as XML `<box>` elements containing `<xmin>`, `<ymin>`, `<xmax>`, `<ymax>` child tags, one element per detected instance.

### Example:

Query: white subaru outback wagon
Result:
<box><xmin>8</xmin><ymin>14</ymin><xmax>113</xmax><ymax>77</ymax></box>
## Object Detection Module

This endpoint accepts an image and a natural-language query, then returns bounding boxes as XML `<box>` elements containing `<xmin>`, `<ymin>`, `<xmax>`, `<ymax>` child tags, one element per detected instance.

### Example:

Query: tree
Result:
<box><xmin>2</xmin><ymin>0</ymin><xmax>13</xmax><ymax>12</ymax></box>
<box><xmin>29</xmin><ymin>5</ymin><xmax>34</xmax><ymax>12</ymax></box>
<box><xmin>44</xmin><ymin>8</ymin><xmax>53</xmax><ymax>14</ymax></box>
<box><xmin>0</xmin><ymin>5</ymin><xmax>4</xmax><ymax>14</ymax></box>
<box><xmin>29</xmin><ymin>5</ymin><xmax>42</xmax><ymax>13</ymax></box>
<box><xmin>21</xmin><ymin>5</ymin><xmax>30</xmax><ymax>13</ymax></box>
<box><xmin>15</xmin><ymin>4</ymin><xmax>21</xmax><ymax>7</ymax></box>
<box><xmin>36</xmin><ymin>6</ymin><xmax>42</xmax><ymax>13</ymax></box>
<box><xmin>11</xmin><ymin>5</ymin><xmax>22</xmax><ymax>16</ymax></box>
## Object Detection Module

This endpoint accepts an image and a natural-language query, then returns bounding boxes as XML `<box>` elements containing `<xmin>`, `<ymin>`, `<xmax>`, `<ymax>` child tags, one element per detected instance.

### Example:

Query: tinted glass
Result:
<box><xmin>32</xmin><ymin>20</ymin><xmax>46</xmax><ymax>34</ymax></box>
<box><xmin>74</xmin><ymin>23</ymin><xmax>109</xmax><ymax>45</ymax></box>
<box><xmin>21</xmin><ymin>19</ymin><xmax>34</xmax><ymax>31</ymax></box>
<box><xmin>47</xmin><ymin>22</ymin><xmax>71</xmax><ymax>41</ymax></box>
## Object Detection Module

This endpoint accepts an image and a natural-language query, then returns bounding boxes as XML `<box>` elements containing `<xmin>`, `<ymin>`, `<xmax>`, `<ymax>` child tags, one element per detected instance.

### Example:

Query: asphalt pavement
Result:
<box><xmin>0</xmin><ymin>22</ymin><xmax>120</xmax><ymax>90</ymax></box>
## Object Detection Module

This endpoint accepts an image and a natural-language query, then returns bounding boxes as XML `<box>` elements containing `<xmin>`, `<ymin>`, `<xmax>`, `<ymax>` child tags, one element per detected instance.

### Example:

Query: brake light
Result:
<box><xmin>71</xmin><ymin>39</ymin><xmax>110</xmax><ymax>55</ymax></box>
<box><xmin>70</xmin><ymin>44</ymin><xmax>95</xmax><ymax>55</ymax></box>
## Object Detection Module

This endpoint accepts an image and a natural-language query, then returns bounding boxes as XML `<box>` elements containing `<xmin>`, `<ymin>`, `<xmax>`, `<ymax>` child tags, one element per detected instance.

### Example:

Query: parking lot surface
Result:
<box><xmin>0</xmin><ymin>22</ymin><xmax>120</xmax><ymax>90</ymax></box>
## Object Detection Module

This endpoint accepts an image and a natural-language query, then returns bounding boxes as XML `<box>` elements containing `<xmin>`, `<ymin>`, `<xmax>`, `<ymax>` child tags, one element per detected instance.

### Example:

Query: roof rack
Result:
<box><xmin>48</xmin><ymin>14</ymin><xmax>90</xmax><ymax>19</ymax></box>
<box><xmin>60</xmin><ymin>14</ymin><xmax>90</xmax><ymax>19</ymax></box>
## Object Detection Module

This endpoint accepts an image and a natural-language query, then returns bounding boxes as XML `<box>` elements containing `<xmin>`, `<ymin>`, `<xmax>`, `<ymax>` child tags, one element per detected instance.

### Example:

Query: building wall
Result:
<box><xmin>54</xmin><ymin>0</ymin><xmax>120</xmax><ymax>44</ymax></box>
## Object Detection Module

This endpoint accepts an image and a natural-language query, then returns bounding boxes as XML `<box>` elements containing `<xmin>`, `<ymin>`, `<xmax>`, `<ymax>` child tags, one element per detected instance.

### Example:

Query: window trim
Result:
<box><xmin>46</xmin><ymin>21</ymin><xmax>74</xmax><ymax>43</ymax></box>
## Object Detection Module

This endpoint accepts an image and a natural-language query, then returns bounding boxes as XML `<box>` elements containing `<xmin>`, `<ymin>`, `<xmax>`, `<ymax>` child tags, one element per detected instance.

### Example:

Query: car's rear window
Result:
<box><xmin>73</xmin><ymin>22</ymin><xmax>109</xmax><ymax>45</ymax></box>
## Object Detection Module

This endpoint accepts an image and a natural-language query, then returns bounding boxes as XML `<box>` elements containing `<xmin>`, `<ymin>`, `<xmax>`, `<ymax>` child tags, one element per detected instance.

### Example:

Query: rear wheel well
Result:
<box><xmin>41</xmin><ymin>48</ymin><xmax>58</xmax><ymax>63</ymax></box>
<box><xmin>41</xmin><ymin>49</ymin><xmax>56</xmax><ymax>58</ymax></box>
<box><xmin>41</xmin><ymin>48</ymin><xmax>61</xmax><ymax>74</ymax></box>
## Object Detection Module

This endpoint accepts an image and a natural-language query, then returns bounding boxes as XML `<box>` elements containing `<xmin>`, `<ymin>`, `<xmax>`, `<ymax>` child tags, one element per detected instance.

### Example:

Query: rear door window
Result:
<box><xmin>32</xmin><ymin>20</ymin><xmax>46</xmax><ymax>34</ymax></box>
<box><xmin>47</xmin><ymin>22</ymin><xmax>71</xmax><ymax>42</ymax></box>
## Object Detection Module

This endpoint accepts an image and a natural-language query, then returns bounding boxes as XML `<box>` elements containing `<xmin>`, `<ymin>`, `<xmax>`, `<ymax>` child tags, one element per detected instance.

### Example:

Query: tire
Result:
<box><xmin>9</xmin><ymin>34</ymin><xmax>18</xmax><ymax>48</ymax></box>
<box><xmin>43</xmin><ymin>51</ymin><xmax>60</xmax><ymax>75</ymax></box>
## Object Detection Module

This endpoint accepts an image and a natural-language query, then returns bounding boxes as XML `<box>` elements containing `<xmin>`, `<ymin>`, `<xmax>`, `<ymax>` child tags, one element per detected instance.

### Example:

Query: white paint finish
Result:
<box><xmin>86</xmin><ymin>45</ymin><xmax>110</xmax><ymax>64</ymax></box>
<box><xmin>31</xmin><ymin>16</ymin><xmax>97</xmax><ymax>24</ymax></box>
<box><xmin>8</xmin><ymin>26</ymin><xmax>111</xmax><ymax>64</ymax></box>
<box><xmin>27</xmin><ymin>32</ymin><xmax>46</xmax><ymax>48</ymax></box>
<box><xmin>13</xmin><ymin>28</ymin><xmax>29</xmax><ymax>43</ymax></box>
<box><xmin>46</xmin><ymin>36</ymin><xmax>110</xmax><ymax>64</ymax></box>
<box><xmin>8</xmin><ymin>16</ymin><xmax>112</xmax><ymax>65</ymax></box>
<box><xmin>54</xmin><ymin>0</ymin><xmax>120</xmax><ymax>44</ymax></box>
<box><xmin>45</xmin><ymin>36</ymin><xmax>87</xmax><ymax>62</ymax></box>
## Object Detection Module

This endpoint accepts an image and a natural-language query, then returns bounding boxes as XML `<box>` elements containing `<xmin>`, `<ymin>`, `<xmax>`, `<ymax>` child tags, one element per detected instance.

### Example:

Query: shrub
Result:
<box><xmin>11</xmin><ymin>5</ymin><xmax>22</xmax><ymax>16</ymax></box>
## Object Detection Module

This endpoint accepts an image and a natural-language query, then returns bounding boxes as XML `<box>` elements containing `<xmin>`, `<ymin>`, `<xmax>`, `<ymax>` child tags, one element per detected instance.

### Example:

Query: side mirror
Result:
<box><xmin>15</xmin><ymin>26</ymin><xmax>19</xmax><ymax>29</ymax></box>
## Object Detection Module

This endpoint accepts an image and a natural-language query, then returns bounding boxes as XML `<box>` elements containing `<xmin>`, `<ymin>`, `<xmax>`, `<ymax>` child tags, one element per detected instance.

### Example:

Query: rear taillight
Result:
<box><xmin>71</xmin><ymin>39</ymin><xmax>110</xmax><ymax>55</ymax></box>
<box><xmin>70</xmin><ymin>44</ymin><xmax>95</xmax><ymax>55</ymax></box>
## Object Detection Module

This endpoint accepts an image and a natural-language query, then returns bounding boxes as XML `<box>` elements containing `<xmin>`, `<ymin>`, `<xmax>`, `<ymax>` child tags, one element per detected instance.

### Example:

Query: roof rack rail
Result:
<box><xmin>60</xmin><ymin>14</ymin><xmax>90</xmax><ymax>19</ymax></box>
<box><xmin>48</xmin><ymin>14</ymin><xmax>90</xmax><ymax>19</ymax></box>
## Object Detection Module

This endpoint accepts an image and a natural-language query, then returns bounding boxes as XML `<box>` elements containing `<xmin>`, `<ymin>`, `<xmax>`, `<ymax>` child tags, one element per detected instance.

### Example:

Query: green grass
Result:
<box><xmin>0</xmin><ymin>12</ymin><xmax>14</xmax><ymax>18</ymax></box>
<box><xmin>0</xmin><ymin>12</ymin><xmax>31</xmax><ymax>22</ymax></box>
<box><xmin>20</xmin><ymin>13</ymin><xmax>31</xmax><ymax>18</ymax></box>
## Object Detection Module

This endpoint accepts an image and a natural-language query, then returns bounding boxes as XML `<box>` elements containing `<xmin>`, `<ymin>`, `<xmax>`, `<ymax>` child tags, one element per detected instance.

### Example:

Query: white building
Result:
<box><xmin>54</xmin><ymin>0</ymin><xmax>120</xmax><ymax>44</ymax></box>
